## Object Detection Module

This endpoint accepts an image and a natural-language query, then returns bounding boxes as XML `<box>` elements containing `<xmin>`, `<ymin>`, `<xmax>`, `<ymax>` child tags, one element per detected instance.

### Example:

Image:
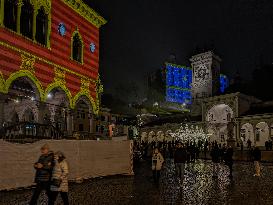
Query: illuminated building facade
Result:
<box><xmin>166</xmin><ymin>61</ymin><xmax>229</xmax><ymax>105</ymax></box>
<box><xmin>0</xmin><ymin>0</ymin><xmax>106</xmax><ymax>137</ymax></box>
<box><xmin>166</xmin><ymin>63</ymin><xmax>192</xmax><ymax>104</ymax></box>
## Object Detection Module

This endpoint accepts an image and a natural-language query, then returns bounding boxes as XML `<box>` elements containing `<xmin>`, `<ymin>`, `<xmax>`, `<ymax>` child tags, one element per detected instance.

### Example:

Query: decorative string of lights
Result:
<box><xmin>170</xmin><ymin>124</ymin><xmax>209</xmax><ymax>143</ymax></box>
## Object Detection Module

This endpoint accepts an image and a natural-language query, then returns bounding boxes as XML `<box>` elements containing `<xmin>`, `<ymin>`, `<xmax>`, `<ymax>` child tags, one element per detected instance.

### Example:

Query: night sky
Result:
<box><xmin>85</xmin><ymin>0</ymin><xmax>273</xmax><ymax>95</ymax></box>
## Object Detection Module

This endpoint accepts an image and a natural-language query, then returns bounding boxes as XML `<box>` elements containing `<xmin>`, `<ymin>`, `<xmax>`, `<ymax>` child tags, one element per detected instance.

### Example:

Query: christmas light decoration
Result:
<box><xmin>170</xmin><ymin>124</ymin><xmax>209</xmax><ymax>143</ymax></box>
<box><xmin>166</xmin><ymin>63</ymin><xmax>192</xmax><ymax>105</ymax></box>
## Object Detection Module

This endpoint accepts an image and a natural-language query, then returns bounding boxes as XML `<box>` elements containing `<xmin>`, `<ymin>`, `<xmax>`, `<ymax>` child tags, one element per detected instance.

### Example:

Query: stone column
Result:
<box><xmin>37</xmin><ymin>102</ymin><xmax>47</xmax><ymax>124</ymax></box>
<box><xmin>236</xmin><ymin>120</ymin><xmax>240</xmax><ymax>144</ymax></box>
<box><xmin>32</xmin><ymin>9</ymin><xmax>38</xmax><ymax>40</ymax></box>
<box><xmin>49</xmin><ymin>105</ymin><xmax>56</xmax><ymax>124</ymax></box>
<box><xmin>66</xmin><ymin>110</ymin><xmax>74</xmax><ymax>136</ymax></box>
<box><xmin>0</xmin><ymin>0</ymin><xmax>4</xmax><ymax>26</ymax></box>
<box><xmin>268</xmin><ymin>121</ymin><xmax>272</xmax><ymax>140</ymax></box>
<box><xmin>89</xmin><ymin>114</ymin><xmax>94</xmax><ymax>133</ymax></box>
<box><xmin>252</xmin><ymin>122</ymin><xmax>257</xmax><ymax>146</ymax></box>
<box><xmin>16</xmin><ymin>0</ymin><xmax>23</xmax><ymax>33</ymax></box>
<box><xmin>0</xmin><ymin>99</ymin><xmax>4</xmax><ymax>128</ymax></box>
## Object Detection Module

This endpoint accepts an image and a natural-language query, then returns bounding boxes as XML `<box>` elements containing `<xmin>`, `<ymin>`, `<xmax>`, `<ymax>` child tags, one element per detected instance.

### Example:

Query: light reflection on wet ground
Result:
<box><xmin>1</xmin><ymin>159</ymin><xmax>273</xmax><ymax>205</ymax></box>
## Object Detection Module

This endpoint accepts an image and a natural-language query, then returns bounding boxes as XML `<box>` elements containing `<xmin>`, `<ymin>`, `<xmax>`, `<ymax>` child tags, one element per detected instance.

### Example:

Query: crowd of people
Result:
<box><xmin>134</xmin><ymin>139</ymin><xmax>263</xmax><ymax>185</ymax></box>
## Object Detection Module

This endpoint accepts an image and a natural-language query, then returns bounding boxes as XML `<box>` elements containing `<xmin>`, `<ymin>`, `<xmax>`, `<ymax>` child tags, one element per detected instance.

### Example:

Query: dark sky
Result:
<box><xmin>84</xmin><ymin>0</ymin><xmax>273</xmax><ymax>94</ymax></box>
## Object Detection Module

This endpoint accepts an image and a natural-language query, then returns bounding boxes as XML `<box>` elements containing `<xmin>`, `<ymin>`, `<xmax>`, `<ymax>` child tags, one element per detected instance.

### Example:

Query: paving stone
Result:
<box><xmin>0</xmin><ymin>159</ymin><xmax>272</xmax><ymax>205</ymax></box>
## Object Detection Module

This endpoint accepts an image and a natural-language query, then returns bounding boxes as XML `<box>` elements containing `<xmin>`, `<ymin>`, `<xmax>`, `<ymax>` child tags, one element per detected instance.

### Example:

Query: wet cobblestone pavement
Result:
<box><xmin>1</xmin><ymin>159</ymin><xmax>273</xmax><ymax>205</ymax></box>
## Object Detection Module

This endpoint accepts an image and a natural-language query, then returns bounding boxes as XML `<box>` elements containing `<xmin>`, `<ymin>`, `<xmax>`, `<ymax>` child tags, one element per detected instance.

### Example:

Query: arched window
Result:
<box><xmin>20</xmin><ymin>0</ymin><xmax>33</xmax><ymax>39</ymax></box>
<box><xmin>72</xmin><ymin>32</ymin><xmax>83</xmax><ymax>63</ymax></box>
<box><xmin>35</xmin><ymin>7</ymin><xmax>48</xmax><ymax>45</ymax></box>
<box><xmin>3</xmin><ymin>0</ymin><xmax>17</xmax><ymax>31</ymax></box>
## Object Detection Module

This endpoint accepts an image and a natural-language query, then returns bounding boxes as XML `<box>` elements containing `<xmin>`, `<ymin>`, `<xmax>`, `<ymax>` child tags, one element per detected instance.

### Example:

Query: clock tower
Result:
<box><xmin>190</xmin><ymin>51</ymin><xmax>221</xmax><ymax>99</ymax></box>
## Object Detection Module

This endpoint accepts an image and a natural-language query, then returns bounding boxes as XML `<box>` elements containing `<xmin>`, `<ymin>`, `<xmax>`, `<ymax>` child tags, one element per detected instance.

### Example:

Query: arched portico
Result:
<box><xmin>206</xmin><ymin>104</ymin><xmax>234</xmax><ymax>143</ymax></box>
<box><xmin>255</xmin><ymin>122</ymin><xmax>269</xmax><ymax>147</ymax></box>
<box><xmin>240</xmin><ymin>123</ymin><xmax>255</xmax><ymax>147</ymax></box>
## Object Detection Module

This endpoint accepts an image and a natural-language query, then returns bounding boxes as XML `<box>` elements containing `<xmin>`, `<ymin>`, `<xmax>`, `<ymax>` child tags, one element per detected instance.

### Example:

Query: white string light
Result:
<box><xmin>170</xmin><ymin>124</ymin><xmax>208</xmax><ymax>143</ymax></box>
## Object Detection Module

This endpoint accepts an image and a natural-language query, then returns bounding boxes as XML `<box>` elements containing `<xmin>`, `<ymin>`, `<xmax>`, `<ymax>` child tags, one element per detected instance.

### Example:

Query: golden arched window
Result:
<box><xmin>35</xmin><ymin>6</ymin><xmax>48</xmax><ymax>46</ymax></box>
<box><xmin>71</xmin><ymin>30</ymin><xmax>84</xmax><ymax>63</ymax></box>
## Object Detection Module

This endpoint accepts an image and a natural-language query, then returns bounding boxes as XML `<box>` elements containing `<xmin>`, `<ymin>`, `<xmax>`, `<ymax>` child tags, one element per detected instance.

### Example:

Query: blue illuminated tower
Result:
<box><xmin>166</xmin><ymin>63</ymin><xmax>192</xmax><ymax>105</ymax></box>
<box><xmin>165</xmin><ymin>62</ymin><xmax>229</xmax><ymax>106</ymax></box>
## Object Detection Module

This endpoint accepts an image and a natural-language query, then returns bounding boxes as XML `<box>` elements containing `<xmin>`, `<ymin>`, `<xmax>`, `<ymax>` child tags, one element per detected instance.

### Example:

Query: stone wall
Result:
<box><xmin>0</xmin><ymin>139</ymin><xmax>133</xmax><ymax>190</ymax></box>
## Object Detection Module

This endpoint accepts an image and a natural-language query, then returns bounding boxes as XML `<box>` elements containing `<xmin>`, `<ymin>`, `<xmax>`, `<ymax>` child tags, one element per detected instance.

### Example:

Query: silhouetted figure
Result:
<box><xmin>211</xmin><ymin>144</ymin><xmax>220</xmax><ymax>178</ymax></box>
<box><xmin>174</xmin><ymin>143</ymin><xmax>187</xmax><ymax>180</ymax></box>
<box><xmin>224</xmin><ymin>146</ymin><xmax>234</xmax><ymax>178</ymax></box>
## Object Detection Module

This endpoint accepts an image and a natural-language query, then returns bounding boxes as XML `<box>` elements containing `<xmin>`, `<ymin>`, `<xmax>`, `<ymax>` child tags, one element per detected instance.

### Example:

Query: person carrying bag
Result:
<box><xmin>48</xmin><ymin>151</ymin><xmax>69</xmax><ymax>205</ymax></box>
<box><xmin>152</xmin><ymin>148</ymin><xmax>164</xmax><ymax>185</ymax></box>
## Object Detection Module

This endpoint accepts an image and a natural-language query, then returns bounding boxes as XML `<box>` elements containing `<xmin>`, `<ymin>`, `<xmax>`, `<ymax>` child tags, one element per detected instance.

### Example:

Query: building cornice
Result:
<box><xmin>203</xmin><ymin>92</ymin><xmax>240</xmax><ymax>103</ymax></box>
<box><xmin>61</xmin><ymin>0</ymin><xmax>107</xmax><ymax>28</ymax></box>
<box><xmin>236</xmin><ymin>113</ymin><xmax>273</xmax><ymax>121</ymax></box>
<box><xmin>165</xmin><ymin>62</ymin><xmax>192</xmax><ymax>70</ymax></box>
<box><xmin>190</xmin><ymin>51</ymin><xmax>221</xmax><ymax>63</ymax></box>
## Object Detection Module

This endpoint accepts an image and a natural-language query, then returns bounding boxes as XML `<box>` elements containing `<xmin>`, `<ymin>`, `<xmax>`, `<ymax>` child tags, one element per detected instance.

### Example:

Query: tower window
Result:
<box><xmin>72</xmin><ymin>32</ymin><xmax>83</xmax><ymax>63</ymax></box>
<box><xmin>20</xmin><ymin>0</ymin><xmax>34</xmax><ymax>39</ymax></box>
<box><xmin>35</xmin><ymin>7</ymin><xmax>48</xmax><ymax>46</ymax></box>
<box><xmin>4</xmin><ymin>0</ymin><xmax>17</xmax><ymax>31</ymax></box>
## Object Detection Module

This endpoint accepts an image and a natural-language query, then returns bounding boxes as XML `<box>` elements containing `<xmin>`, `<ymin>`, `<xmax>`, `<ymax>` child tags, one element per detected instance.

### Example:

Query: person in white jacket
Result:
<box><xmin>152</xmin><ymin>148</ymin><xmax>164</xmax><ymax>185</ymax></box>
<box><xmin>48</xmin><ymin>151</ymin><xmax>69</xmax><ymax>205</ymax></box>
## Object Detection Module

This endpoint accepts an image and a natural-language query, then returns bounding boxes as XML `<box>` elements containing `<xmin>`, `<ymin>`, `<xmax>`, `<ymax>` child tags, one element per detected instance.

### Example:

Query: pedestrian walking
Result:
<box><xmin>168</xmin><ymin>142</ymin><xmax>174</xmax><ymax>159</ymax></box>
<box><xmin>174</xmin><ymin>142</ymin><xmax>187</xmax><ymax>180</ymax></box>
<box><xmin>252</xmin><ymin>146</ymin><xmax>261</xmax><ymax>177</ymax></box>
<box><xmin>224</xmin><ymin>146</ymin><xmax>234</xmax><ymax>178</ymax></box>
<box><xmin>210</xmin><ymin>143</ymin><xmax>220</xmax><ymax>178</ymax></box>
<box><xmin>48</xmin><ymin>151</ymin><xmax>69</xmax><ymax>205</ymax></box>
<box><xmin>152</xmin><ymin>148</ymin><xmax>164</xmax><ymax>185</ymax></box>
<box><xmin>29</xmin><ymin>144</ymin><xmax>54</xmax><ymax>205</ymax></box>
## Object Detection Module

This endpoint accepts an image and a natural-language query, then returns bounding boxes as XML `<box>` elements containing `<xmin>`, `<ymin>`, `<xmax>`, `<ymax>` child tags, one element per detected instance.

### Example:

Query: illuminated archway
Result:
<box><xmin>206</xmin><ymin>104</ymin><xmax>234</xmax><ymax>143</ymax></box>
<box><xmin>165</xmin><ymin>130</ymin><xmax>173</xmax><ymax>142</ymax></box>
<box><xmin>73</xmin><ymin>95</ymin><xmax>94</xmax><ymax>132</ymax></box>
<box><xmin>256</xmin><ymin>122</ymin><xmax>269</xmax><ymax>147</ymax></box>
<box><xmin>241</xmin><ymin>123</ymin><xmax>254</xmax><ymax>147</ymax></box>
<box><xmin>5</xmin><ymin>70</ymin><xmax>44</xmax><ymax>100</ymax></box>
<box><xmin>148</xmin><ymin>131</ymin><xmax>156</xmax><ymax>143</ymax></box>
<box><xmin>157</xmin><ymin>130</ymin><xmax>164</xmax><ymax>142</ymax></box>
<box><xmin>141</xmin><ymin>132</ymin><xmax>148</xmax><ymax>142</ymax></box>
<box><xmin>72</xmin><ymin>92</ymin><xmax>97</xmax><ymax>114</ymax></box>
<box><xmin>44</xmin><ymin>82</ymin><xmax>72</xmax><ymax>108</ymax></box>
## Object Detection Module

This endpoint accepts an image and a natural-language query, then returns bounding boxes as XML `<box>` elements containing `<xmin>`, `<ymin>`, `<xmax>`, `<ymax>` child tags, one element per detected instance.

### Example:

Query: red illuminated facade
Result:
<box><xmin>0</xmin><ymin>0</ymin><xmax>106</xmax><ymax>136</ymax></box>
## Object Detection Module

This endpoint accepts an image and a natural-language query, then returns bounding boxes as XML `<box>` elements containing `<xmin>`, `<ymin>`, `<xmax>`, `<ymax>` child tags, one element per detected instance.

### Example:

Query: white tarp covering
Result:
<box><xmin>0</xmin><ymin>139</ymin><xmax>133</xmax><ymax>190</ymax></box>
